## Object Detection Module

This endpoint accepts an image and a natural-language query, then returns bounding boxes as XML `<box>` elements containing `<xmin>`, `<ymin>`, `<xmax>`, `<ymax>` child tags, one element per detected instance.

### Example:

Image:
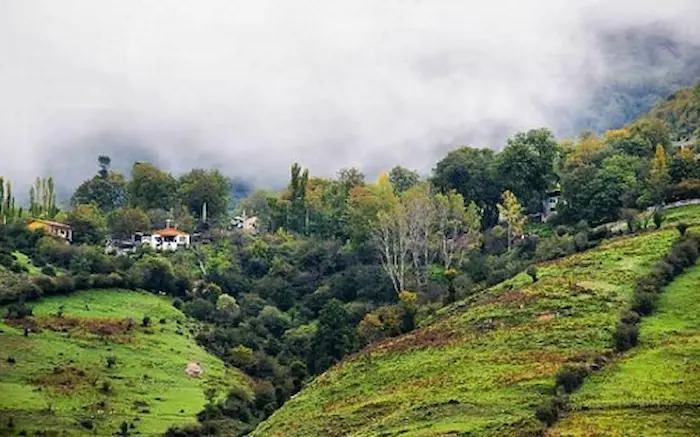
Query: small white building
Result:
<box><xmin>140</xmin><ymin>227</ymin><xmax>191</xmax><ymax>251</ymax></box>
<box><xmin>542</xmin><ymin>189</ymin><xmax>562</xmax><ymax>222</ymax></box>
<box><xmin>232</xmin><ymin>212</ymin><xmax>260</xmax><ymax>235</ymax></box>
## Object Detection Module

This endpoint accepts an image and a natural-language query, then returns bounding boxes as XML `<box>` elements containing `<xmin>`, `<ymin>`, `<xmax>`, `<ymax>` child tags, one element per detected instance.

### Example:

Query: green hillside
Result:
<box><xmin>253</xmin><ymin>229</ymin><xmax>679</xmax><ymax>437</ymax></box>
<box><xmin>0</xmin><ymin>289</ymin><xmax>249</xmax><ymax>436</ymax></box>
<box><xmin>551</xmin><ymin>264</ymin><xmax>700</xmax><ymax>436</ymax></box>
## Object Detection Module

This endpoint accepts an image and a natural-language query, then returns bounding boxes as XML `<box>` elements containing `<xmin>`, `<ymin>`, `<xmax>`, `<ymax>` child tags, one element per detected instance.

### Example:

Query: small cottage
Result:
<box><xmin>27</xmin><ymin>219</ymin><xmax>72</xmax><ymax>242</ymax></box>
<box><xmin>542</xmin><ymin>189</ymin><xmax>562</xmax><ymax>222</ymax></box>
<box><xmin>140</xmin><ymin>227</ymin><xmax>191</xmax><ymax>251</ymax></box>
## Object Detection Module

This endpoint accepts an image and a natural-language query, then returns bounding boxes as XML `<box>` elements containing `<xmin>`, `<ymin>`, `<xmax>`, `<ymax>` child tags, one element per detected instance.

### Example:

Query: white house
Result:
<box><xmin>542</xmin><ymin>189</ymin><xmax>562</xmax><ymax>222</ymax></box>
<box><xmin>140</xmin><ymin>227</ymin><xmax>191</xmax><ymax>251</ymax></box>
<box><xmin>232</xmin><ymin>212</ymin><xmax>260</xmax><ymax>235</ymax></box>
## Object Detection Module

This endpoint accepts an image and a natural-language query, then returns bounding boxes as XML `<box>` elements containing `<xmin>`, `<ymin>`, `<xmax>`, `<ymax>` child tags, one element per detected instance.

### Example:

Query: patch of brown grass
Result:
<box><xmin>36</xmin><ymin>365</ymin><xmax>98</xmax><ymax>392</ymax></box>
<box><xmin>7</xmin><ymin>316</ymin><xmax>135</xmax><ymax>339</ymax></box>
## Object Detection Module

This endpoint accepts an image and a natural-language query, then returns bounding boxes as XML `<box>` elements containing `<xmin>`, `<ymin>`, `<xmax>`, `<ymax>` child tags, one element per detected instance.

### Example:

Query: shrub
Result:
<box><xmin>653</xmin><ymin>210</ymin><xmax>663</xmax><ymax>229</ymax></box>
<box><xmin>142</xmin><ymin>315</ymin><xmax>151</xmax><ymax>327</ymax></box>
<box><xmin>613</xmin><ymin>322</ymin><xmax>639</xmax><ymax>352</ymax></box>
<box><xmin>0</xmin><ymin>252</ymin><xmax>15</xmax><ymax>268</ymax></box>
<box><xmin>100</xmin><ymin>380</ymin><xmax>112</xmax><ymax>394</ymax></box>
<box><xmin>677</xmin><ymin>223</ymin><xmax>689</xmax><ymax>236</ymax></box>
<box><xmin>172</xmin><ymin>298</ymin><xmax>184</xmax><ymax>310</ymax></box>
<box><xmin>40</xmin><ymin>265</ymin><xmax>56</xmax><ymax>276</ymax></box>
<box><xmin>620</xmin><ymin>310</ymin><xmax>640</xmax><ymax>325</ymax></box>
<box><xmin>9</xmin><ymin>262</ymin><xmax>28</xmax><ymax>274</ymax></box>
<box><xmin>535</xmin><ymin>397</ymin><xmax>563</xmax><ymax>426</ymax></box>
<box><xmin>7</xmin><ymin>356</ymin><xmax>16</xmax><ymax>365</ymax></box>
<box><xmin>54</xmin><ymin>276</ymin><xmax>76</xmax><ymax>294</ymax></box>
<box><xmin>32</xmin><ymin>275</ymin><xmax>57</xmax><ymax>296</ymax></box>
<box><xmin>73</xmin><ymin>273</ymin><xmax>92</xmax><ymax>290</ymax></box>
<box><xmin>573</xmin><ymin>231</ymin><xmax>590</xmax><ymax>252</ymax></box>
<box><xmin>106</xmin><ymin>355</ymin><xmax>117</xmax><ymax>368</ymax></box>
<box><xmin>525</xmin><ymin>266</ymin><xmax>538</xmax><ymax>283</ymax></box>
<box><xmin>5</xmin><ymin>302</ymin><xmax>33</xmax><ymax>319</ymax></box>
<box><xmin>555</xmin><ymin>364</ymin><xmax>589</xmax><ymax>393</ymax></box>
<box><xmin>631</xmin><ymin>292</ymin><xmax>657</xmax><ymax>316</ymax></box>
<box><xmin>79</xmin><ymin>419</ymin><xmax>94</xmax><ymax>430</ymax></box>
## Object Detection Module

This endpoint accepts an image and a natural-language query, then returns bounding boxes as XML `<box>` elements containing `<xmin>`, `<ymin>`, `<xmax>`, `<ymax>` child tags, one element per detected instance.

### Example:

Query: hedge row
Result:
<box><xmin>613</xmin><ymin>227</ymin><xmax>700</xmax><ymax>352</ymax></box>
<box><xmin>535</xmin><ymin>226</ymin><xmax>700</xmax><ymax>429</ymax></box>
<box><xmin>0</xmin><ymin>272</ymin><xmax>138</xmax><ymax>307</ymax></box>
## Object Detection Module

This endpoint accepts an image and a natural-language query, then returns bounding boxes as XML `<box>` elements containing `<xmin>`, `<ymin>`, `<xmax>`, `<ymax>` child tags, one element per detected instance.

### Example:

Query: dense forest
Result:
<box><xmin>1</xmin><ymin>82</ymin><xmax>699</xmax><ymax>435</ymax></box>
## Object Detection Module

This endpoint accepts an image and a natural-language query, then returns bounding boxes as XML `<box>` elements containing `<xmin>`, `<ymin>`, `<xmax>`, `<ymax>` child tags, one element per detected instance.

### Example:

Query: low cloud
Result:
<box><xmin>1</xmin><ymin>0</ymin><xmax>699</xmax><ymax>197</ymax></box>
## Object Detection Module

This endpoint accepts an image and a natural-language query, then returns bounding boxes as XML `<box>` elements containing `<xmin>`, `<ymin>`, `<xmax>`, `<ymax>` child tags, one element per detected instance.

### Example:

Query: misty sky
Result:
<box><xmin>1</xmin><ymin>0</ymin><xmax>700</xmax><ymax>196</ymax></box>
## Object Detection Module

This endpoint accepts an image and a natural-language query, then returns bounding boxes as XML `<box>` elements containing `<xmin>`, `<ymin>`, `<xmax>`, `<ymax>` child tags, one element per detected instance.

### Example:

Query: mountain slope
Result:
<box><xmin>550</xmin><ymin>263</ymin><xmax>700</xmax><ymax>436</ymax></box>
<box><xmin>253</xmin><ymin>229</ymin><xmax>678</xmax><ymax>437</ymax></box>
<box><xmin>0</xmin><ymin>289</ymin><xmax>249</xmax><ymax>436</ymax></box>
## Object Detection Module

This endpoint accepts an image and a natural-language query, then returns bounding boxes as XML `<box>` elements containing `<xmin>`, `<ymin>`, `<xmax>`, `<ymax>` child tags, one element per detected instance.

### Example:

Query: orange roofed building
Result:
<box><xmin>139</xmin><ymin>227</ymin><xmax>191</xmax><ymax>251</ymax></box>
<box><xmin>27</xmin><ymin>219</ymin><xmax>72</xmax><ymax>242</ymax></box>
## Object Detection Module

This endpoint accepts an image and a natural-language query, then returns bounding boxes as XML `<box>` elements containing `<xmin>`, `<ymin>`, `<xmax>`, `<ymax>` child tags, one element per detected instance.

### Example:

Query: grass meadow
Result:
<box><xmin>0</xmin><ymin>289</ymin><xmax>248</xmax><ymax>436</ymax></box>
<box><xmin>253</xmin><ymin>229</ymin><xmax>679</xmax><ymax>437</ymax></box>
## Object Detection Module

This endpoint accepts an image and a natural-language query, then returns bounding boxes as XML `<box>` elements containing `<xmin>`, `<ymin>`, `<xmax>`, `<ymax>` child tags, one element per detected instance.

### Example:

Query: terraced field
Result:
<box><xmin>551</xmin><ymin>264</ymin><xmax>700</xmax><ymax>436</ymax></box>
<box><xmin>253</xmin><ymin>229</ymin><xmax>678</xmax><ymax>437</ymax></box>
<box><xmin>0</xmin><ymin>289</ymin><xmax>249</xmax><ymax>436</ymax></box>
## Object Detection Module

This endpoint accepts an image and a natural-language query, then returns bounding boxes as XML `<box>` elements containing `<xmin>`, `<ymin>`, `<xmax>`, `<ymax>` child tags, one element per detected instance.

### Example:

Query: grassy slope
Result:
<box><xmin>253</xmin><ymin>229</ymin><xmax>677</xmax><ymax>437</ymax></box>
<box><xmin>550</xmin><ymin>264</ymin><xmax>700</xmax><ymax>436</ymax></box>
<box><xmin>0</xmin><ymin>289</ymin><xmax>249</xmax><ymax>436</ymax></box>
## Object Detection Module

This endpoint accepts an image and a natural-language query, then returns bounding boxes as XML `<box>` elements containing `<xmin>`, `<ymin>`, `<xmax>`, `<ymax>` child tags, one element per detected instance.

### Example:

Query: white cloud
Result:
<box><xmin>0</xmin><ymin>0</ymin><xmax>699</xmax><ymax>194</ymax></box>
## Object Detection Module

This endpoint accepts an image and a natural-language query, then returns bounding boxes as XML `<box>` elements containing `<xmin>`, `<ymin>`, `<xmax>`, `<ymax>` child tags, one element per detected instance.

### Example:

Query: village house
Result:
<box><xmin>139</xmin><ymin>227</ymin><xmax>191</xmax><ymax>251</ymax></box>
<box><xmin>27</xmin><ymin>219</ymin><xmax>72</xmax><ymax>242</ymax></box>
<box><xmin>542</xmin><ymin>188</ymin><xmax>562</xmax><ymax>222</ymax></box>
<box><xmin>232</xmin><ymin>212</ymin><xmax>260</xmax><ymax>235</ymax></box>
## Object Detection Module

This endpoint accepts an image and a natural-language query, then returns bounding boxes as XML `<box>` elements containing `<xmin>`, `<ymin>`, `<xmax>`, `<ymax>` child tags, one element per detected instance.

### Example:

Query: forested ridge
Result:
<box><xmin>1</xmin><ymin>81</ymin><xmax>700</xmax><ymax>436</ymax></box>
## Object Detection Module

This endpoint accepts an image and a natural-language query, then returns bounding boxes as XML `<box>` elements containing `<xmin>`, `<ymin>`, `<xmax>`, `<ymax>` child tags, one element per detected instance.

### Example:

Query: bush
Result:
<box><xmin>73</xmin><ymin>273</ymin><xmax>92</xmax><ymax>290</ymax></box>
<box><xmin>40</xmin><ymin>265</ymin><xmax>56</xmax><ymax>276</ymax></box>
<box><xmin>172</xmin><ymin>298</ymin><xmax>184</xmax><ymax>310</ymax></box>
<box><xmin>677</xmin><ymin>223</ymin><xmax>689</xmax><ymax>236</ymax></box>
<box><xmin>32</xmin><ymin>275</ymin><xmax>57</xmax><ymax>296</ymax></box>
<box><xmin>525</xmin><ymin>266</ymin><xmax>538</xmax><ymax>283</ymax></box>
<box><xmin>142</xmin><ymin>315</ymin><xmax>152</xmax><ymax>327</ymax></box>
<box><xmin>535</xmin><ymin>397</ymin><xmax>563</xmax><ymax>426</ymax></box>
<box><xmin>653</xmin><ymin>210</ymin><xmax>663</xmax><ymax>229</ymax></box>
<box><xmin>9</xmin><ymin>262</ymin><xmax>28</xmax><ymax>274</ymax></box>
<box><xmin>613</xmin><ymin>322</ymin><xmax>639</xmax><ymax>352</ymax></box>
<box><xmin>54</xmin><ymin>276</ymin><xmax>76</xmax><ymax>294</ymax></box>
<box><xmin>106</xmin><ymin>355</ymin><xmax>117</xmax><ymax>368</ymax></box>
<box><xmin>555</xmin><ymin>364</ymin><xmax>589</xmax><ymax>393</ymax></box>
<box><xmin>620</xmin><ymin>310</ymin><xmax>640</xmax><ymax>325</ymax></box>
<box><xmin>573</xmin><ymin>231</ymin><xmax>589</xmax><ymax>252</ymax></box>
<box><xmin>0</xmin><ymin>252</ymin><xmax>16</xmax><ymax>268</ymax></box>
<box><xmin>631</xmin><ymin>292</ymin><xmax>657</xmax><ymax>316</ymax></box>
<box><xmin>5</xmin><ymin>302</ymin><xmax>33</xmax><ymax>319</ymax></box>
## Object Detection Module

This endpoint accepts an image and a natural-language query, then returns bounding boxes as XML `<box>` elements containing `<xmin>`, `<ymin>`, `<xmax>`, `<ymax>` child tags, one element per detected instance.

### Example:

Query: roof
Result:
<box><xmin>29</xmin><ymin>219</ymin><xmax>71</xmax><ymax>229</ymax></box>
<box><xmin>154</xmin><ymin>228</ymin><xmax>187</xmax><ymax>237</ymax></box>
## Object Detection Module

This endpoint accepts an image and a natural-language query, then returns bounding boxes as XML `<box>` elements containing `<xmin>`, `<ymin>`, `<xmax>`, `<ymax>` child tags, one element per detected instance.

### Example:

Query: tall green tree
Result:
<box><xmin>68</xmin><ymin>204</ymin><xmax>108</xmax><ymax>245</ymax></box>
<box><xmin>432</xmin><ymin>147</ymin><xmax>501</xmax><ymax>227</ymax></box>
<box><xmin>497</xmin><ymin>128</ymin><xmax>559</xmax><ymax>213</ymax></box>
<box><xmin>434</xmin><ymin>191</ymin><xmax>482</xmax><ymax>269</ymax></box>
<box><xmin>497</xmin><ymin>190</ymin><xmax>526</xmax><ymax>251</ymax></box>
<box><xmin>107</xmin><ymin>206</ymin><xmax>151</xmax><ymax>239</ymax></box>
<box><xmin>128</xmin><ymin>162</ymin><xmax>178</xmax><ymax>211</ymax></box>
<box><xmin>178</xmin><ymin>169</ymin><xmax>231</xmax><ymax>221</ymax></box>
<box><xmin>388</xmin><ymin>166</ymin><xmax>420</xmax><ymax>194</ymax></box>
<box><xmin>649</xmin><ymin>144</ymin><xmax>670</xmax><ymax>205</ymax></box>
<box><xmin>287</xmin><ymin>163</ymin><xmax>309</xmax><ymax>233</ymax></box>
<box><xmin>71</xmin><ymin>156</ymin><xmax>127</xmax><ymax>212</ymax></box>
<box><xmin>313</xmin><ymin>299</ymin><xmax>356</xmax><ymax>372</ymax></box>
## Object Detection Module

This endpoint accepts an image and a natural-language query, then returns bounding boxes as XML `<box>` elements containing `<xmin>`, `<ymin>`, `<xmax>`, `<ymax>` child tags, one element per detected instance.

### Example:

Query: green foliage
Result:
<box><xmin>107</xmin><ymin>206</ymin><xmax>151</xmax><ymax>239</ymax></box>
<box><xmin>178</xmin><ymin>169</ymin><xmax>231</xmax><ymax>220</ymax></box>
<box><xmin>388</xmin><ymin>166</ymin><xmax>420</xmax><ymax>194</ymax></box>
<box><xmin>128</xmin><ymin>162</ymin><xmax>179</xmax><ymax>211</ymax></box>
<box><xmin>432</xmin><ymin>147</ymin><xmax>502</xmax><ymax>227</ymax></box>
<box><xmin>71</xmin><ymin>157</ymin><xmax>128</xmax><ymax>212</ymax></box>
<box><xmin>68</xmin><ymin>204</ymin><xmax>108</xmax><ymax>245</ymax></box>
